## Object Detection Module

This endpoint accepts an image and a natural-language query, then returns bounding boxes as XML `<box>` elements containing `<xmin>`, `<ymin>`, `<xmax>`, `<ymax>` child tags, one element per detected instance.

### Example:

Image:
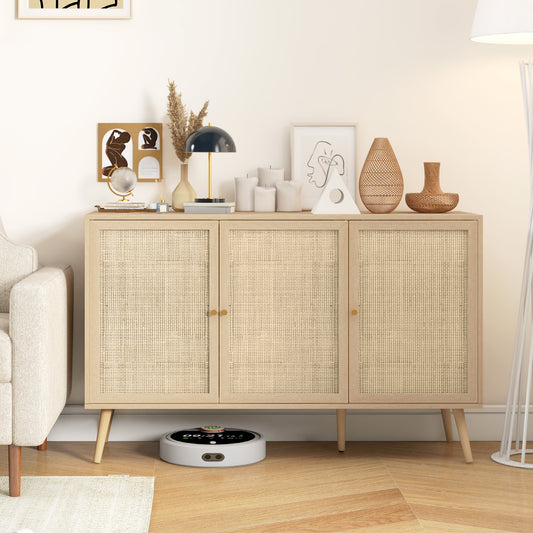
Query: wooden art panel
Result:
<box><xmin>97</xmin><ymin>123</ymin><xmax>162</xmax><ymax>183</ymax></box>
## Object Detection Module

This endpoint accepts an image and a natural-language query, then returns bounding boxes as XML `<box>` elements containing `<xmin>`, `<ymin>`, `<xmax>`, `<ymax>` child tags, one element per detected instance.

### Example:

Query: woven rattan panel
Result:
<box><xmin>99</xmin><ymin>229</ymin><xmax>210</xmax><ymax>395</ymax></box>
<box><xmin>358</xmin><ymin>229</ymin><xmax>469</xmax><ymax>396</ymax></box>
<box><xmin>228</xmin><ymin>229</ymin><xmax>339</xmax><ymax>394</ymax></box>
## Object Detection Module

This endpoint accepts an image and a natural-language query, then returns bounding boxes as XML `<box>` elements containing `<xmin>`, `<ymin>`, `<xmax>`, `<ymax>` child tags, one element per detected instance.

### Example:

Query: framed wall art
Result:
<box><xmin>98</xmin><ymin>123</ymin><xmax>162</xmax><ymax>183</ymax></box>
<box><xmin>18</xmin><ymin>0</ymin><xmax>131</xmax><ymax>19</ymax></box>
<box><xmin>291</xmin><ymin>123</ymin><xmax>357</xmax><ymax>211</ymax></box>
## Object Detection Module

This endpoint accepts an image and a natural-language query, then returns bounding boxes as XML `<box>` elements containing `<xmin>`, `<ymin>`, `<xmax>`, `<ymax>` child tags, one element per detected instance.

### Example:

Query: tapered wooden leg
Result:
<box><xmin>452</xmin><ymin>409</ymin><xmax>473</xmax><ymax>464</ymax></box>
<box><xmin>441</xmin><ymin>409</ymin><xmax>454</xmax><ymax>443</ymax></box>
<box><xmin>37</xmin><ymin>438</ymin><xmax>47</xmax><ymax>451</ymax></box>
<box><xmin>94</xmin><ymin>409</ymin><xmax>114</xmax><ymax>464</ymax></box>
<box><xmin>8</xmin><ymin>445</ymin><xmax>21</xmax><ymax>497</ymax></box>
<box><xmin>336</xmin><ymin>409</ymin><xmax>346</xmax><ymax>452</ymax></box>
<box><xmin>105</xmin><ymin>411</ymin><xmax>115</xmax><ymax>443</ymax></box>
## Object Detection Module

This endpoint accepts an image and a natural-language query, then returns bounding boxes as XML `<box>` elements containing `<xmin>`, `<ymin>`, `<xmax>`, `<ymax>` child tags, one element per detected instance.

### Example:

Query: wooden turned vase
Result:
<box><xmin>405</xmin><ymin>162</ymin><xmax>459</xmax><ymax>213</ymax></box>
<box><xmin>359</xmin><ymin>138</ymin><xmax>403</xmax><ymax>214</ymax></box>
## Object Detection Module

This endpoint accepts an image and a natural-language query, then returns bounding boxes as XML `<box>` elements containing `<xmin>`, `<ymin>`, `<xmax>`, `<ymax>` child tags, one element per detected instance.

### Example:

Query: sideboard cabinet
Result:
<box><xmin>85</xmin><ymin>212</ymin><xmax>482</xmax><ymax>464</ymax></box>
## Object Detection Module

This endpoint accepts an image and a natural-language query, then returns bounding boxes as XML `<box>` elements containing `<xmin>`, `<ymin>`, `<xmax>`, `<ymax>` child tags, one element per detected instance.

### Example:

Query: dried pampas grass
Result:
<box><xmin>167</xmin><ymin>81</ymin><xmax>209</xmax><ymax>163</ymax></box>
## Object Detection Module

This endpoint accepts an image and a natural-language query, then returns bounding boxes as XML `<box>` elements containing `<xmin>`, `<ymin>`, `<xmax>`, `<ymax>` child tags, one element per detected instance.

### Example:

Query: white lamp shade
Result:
<box><xmin>471</xmin><ymin>0</ymin><xmax>533</xmax><ymax>44</ymax></box>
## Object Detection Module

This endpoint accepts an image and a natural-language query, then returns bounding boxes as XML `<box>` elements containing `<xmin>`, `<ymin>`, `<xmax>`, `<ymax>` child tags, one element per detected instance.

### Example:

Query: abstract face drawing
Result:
<box><xmin>306</xmin><ymin>141</ymin><xmax>346</xmax><ymax>189</ymax></box>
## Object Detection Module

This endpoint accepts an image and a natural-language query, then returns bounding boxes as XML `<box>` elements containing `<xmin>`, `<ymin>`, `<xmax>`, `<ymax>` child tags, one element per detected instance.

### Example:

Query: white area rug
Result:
<box><xmin>0</xmin><ymin>476</ymin><xmax>154</xmax><ymax>533</ymax></box>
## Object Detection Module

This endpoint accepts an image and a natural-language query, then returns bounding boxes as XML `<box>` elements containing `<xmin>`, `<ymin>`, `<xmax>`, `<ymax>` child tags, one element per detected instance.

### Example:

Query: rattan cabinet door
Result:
<box><xmin>219</xmin><ymin>221</ymin><xmax>349</xmax><ymax>404</ymax></box>
<box><xmin>86</xmin><ymin>220</ymin><xmax>219</xmax><ymax>405</ymax></box>
<box><xmin>349</xmin><ymin>220</ymin><xmax>480</xmax><ymax>404</ymax></box>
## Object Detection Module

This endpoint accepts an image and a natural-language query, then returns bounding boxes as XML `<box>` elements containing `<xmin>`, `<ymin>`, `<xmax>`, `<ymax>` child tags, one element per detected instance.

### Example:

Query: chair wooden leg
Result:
<box><xmin>452</xmin><ymin>409</ymin><xmax>473</xmax><ymax>464</ymax></box>
<box><xmin>94</xmin><ymin>409</ymin><xmax>114</xmax><ymax>464</ymax></box>
<box><xmin>8</xmin><ymin>445</ymin><xmax>21</xmax><ymax>497</ymax></box>
<box><xmin>37</xmin><ymin>438</ymin><xmax>47</xmax><ymax>451</ymax></box>
<box><xmin>441</xmin><ymin>409</ymin><xmax>454</xmax><ymax>443</ymax></box>
<box><xmin>336</xmin><ymin>409</ymin><xmax>346</xmax><ymax>452</ymax></box>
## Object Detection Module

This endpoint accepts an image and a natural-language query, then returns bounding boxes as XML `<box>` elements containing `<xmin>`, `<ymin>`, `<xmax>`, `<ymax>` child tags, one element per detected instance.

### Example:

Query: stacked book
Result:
<box><xmin>184</xmin><ymin>202</ymin><xmax>235</xmax><ymax>214</ymax></box>
<box><xmin>101</xmin><ymin>202</ymin><xmax>146</xmax><ymax>210</ymax></box>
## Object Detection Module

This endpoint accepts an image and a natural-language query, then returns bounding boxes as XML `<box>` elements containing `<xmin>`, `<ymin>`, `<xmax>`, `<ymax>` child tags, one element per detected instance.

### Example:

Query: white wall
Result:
<box><xmin>0</xmin><ymin>0</ymin><xmax>531</xmax><ymax>437</ymax></box>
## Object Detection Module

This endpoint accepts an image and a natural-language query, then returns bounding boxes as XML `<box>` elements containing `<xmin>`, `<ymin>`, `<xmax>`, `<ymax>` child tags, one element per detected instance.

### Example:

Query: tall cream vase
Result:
<box><xmin>172</xmin><ymin>163</ymin><xmax>196</xmax><ymax>211</ymax></box>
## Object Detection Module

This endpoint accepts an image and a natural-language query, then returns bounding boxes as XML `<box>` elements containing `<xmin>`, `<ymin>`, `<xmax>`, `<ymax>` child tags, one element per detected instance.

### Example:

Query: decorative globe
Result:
<box><xmin>109</xmin><ymin>167</ymin><xmax>137</xmax><ymax>196</ymax></box>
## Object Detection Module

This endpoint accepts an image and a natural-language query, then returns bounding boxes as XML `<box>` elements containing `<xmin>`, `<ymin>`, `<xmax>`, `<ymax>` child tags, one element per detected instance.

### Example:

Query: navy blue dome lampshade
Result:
<box><xmin>184</xmin><ymin>124</ymin><xmax>237</xmax><ymax>203</ymax></box>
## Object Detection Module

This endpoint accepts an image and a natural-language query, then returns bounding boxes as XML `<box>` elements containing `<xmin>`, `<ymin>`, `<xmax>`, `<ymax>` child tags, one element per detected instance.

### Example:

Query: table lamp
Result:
<box><xmin>471</xmin><ymin>0</ymin><xmax>533</xmax><ymax>469</ymax></box>
<box><xmin>184</xmin><ymin>124</ymin><xmax>236</xmax><ymax>203</ymax></box>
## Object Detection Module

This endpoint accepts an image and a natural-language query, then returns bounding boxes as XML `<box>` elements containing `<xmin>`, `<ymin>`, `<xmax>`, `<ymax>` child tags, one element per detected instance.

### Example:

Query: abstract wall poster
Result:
<box><xmin>291</xmin><ymin>123</ymin><xmax>357</xmax><ymax>211</ymax></box>
<box><xmin>98</xmin><ymin>123</ymin><xmax>162</xmax><ymax>182</ymax></box>
<box><xmin>18</xmin><ymin>0</ymin><xmax>131</xmax><ymax>19</ymax></box>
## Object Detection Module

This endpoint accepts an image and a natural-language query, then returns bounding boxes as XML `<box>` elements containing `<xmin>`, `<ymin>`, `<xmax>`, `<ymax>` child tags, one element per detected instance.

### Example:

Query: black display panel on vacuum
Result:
<box><xmin>170</xmin><ymin>429</ymin><xmax>256</xmax><ymax>445</ymax></box>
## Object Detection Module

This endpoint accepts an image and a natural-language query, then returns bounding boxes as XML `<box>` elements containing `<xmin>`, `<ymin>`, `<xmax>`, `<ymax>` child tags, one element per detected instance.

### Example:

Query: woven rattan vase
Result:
<box><xmin>172</xmin><ymin>163</ymin><xmax>196</xmax><ymax>211</ymax></box>
<box><xmin>359</xmin><ymin>138</ymin><xmax>403</xmax><ymax>213</ymax></box>
<box><xmin>406</xmin><ymin>162</ymin><xmax>459</xmax><ymax>213</ymax></box>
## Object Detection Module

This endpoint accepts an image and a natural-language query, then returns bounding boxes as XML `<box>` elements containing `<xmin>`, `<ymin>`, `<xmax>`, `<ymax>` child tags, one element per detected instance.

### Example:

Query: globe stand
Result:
<box><xmin>107</xmin><ymin>165</ymin><xmax>137</xmax><ymax>202</ymax></box>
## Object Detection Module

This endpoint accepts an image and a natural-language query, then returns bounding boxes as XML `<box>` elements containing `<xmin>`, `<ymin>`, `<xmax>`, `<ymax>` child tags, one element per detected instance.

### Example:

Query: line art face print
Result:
<box><xmin>306</xmin><ymin>141</ymin><xmax>346</xmax><ymax>189</ymax></box>
<box><xmin>292</xmin><ymin>124</ymin><xmax>356</xmax><ymax>211</ymax></box>
<box><xmin>29</xmin><ymin>1</ymin><xmax>122</xmax><ymax>8</ymax></box>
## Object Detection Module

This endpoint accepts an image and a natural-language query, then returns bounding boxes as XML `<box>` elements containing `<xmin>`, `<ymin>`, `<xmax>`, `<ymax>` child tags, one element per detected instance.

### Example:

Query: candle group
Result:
<box><xmin>234</xmin><ymin>166</ymin><xmax>303</xmax><ymax>212</ymax></box>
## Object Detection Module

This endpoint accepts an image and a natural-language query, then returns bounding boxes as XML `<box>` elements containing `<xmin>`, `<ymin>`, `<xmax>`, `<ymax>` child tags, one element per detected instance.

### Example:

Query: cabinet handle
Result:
<box><xmin>351</xmin><ymin>309</ymin><xmax>358</xmax><ymax>316</ymax></box>
<box><xmin>210</xmin><ymin>310</ymin><xmax>218</xmax><ymax>316</ymax></box>
<box><xmin>220</xmin><ymin>310</ymin><xmax>228</xmax><ymax>316</ymax></box>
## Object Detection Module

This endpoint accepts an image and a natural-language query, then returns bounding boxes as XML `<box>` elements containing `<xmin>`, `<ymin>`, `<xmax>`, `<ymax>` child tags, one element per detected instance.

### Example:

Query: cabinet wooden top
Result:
<box><xmin>86</xmin><ymin>211</ymin><xmax>482</xmax><ymax>222</ymax></box>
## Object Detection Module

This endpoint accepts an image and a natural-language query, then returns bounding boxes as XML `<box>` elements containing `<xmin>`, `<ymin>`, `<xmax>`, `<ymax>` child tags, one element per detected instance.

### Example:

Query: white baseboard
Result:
<box><xmin>47</xmin><ymin>405</ymin><xmax>525</xmax><ymax>442</ymax></box>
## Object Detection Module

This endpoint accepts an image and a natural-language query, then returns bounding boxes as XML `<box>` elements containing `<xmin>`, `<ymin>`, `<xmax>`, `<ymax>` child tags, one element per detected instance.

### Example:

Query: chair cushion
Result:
<box><xmin>0</xmin><ymin>232</ymin><xmax>38</xmax><ymax>313</ymax></box>
<box><xmin>0</xmin><ymin>313</ymin><xmax>11</xmax><ymax>383</ymax></box>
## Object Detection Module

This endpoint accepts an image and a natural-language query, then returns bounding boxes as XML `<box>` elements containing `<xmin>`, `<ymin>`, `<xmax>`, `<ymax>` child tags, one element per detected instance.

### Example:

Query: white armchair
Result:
<box><xmin>0</xmin><ymin>219</ymin><xmax>73</xmax><ymax>496</ymax></box>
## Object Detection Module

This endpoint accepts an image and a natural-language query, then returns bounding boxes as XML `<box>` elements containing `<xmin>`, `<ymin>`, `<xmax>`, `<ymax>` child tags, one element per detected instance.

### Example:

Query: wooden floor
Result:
<box><xmin>1</xmin><ymin>441</ymin><xmax>533</xmax><ymax>532</ymax></box>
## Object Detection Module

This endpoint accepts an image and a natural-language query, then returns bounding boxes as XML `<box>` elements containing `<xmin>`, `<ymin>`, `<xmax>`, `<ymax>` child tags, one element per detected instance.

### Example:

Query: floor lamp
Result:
<box><xmin>471</xmin><ymin>0</ymin><xmax>533</xmax><ymax>468</ymax></box>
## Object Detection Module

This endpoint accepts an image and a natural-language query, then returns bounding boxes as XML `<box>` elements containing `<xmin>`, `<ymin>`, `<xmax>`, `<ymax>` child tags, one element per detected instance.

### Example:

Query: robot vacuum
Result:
<box><xmin>160</xmin><ymin>425</ymin><xmax>266</xmax><ymax>467</ymax></box>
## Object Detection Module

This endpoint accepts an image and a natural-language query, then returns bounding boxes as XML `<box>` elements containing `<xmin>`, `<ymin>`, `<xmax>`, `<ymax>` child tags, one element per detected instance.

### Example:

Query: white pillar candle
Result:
<box><xmin>275</xmin><ymin>180</ymin><xmax>303</xmax><ymax>212</ymax></box>
<box><xmin>254</xmin><ymin>186</ymin><xmax>276</xmax><ymax>212</ymax></box>
<box><xmin>234</xmin><ymin>176</ymin><xmax>258</xmax><ymax>211</ymax></box>
<box><xmin>258</xmin><ymin>167</ymin><xmax>284</xmax><ymax>188</ymax></box>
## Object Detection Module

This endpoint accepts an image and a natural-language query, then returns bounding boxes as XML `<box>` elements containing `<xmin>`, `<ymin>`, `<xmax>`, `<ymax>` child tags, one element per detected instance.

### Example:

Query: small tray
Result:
<box><xmin>95</xmin><ymin>205</ymin><xmax>157</xmax><ymax>213</ymax></box>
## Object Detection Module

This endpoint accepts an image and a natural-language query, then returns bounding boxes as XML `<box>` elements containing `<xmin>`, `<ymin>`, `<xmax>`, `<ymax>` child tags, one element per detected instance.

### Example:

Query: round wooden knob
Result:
<box><xmin>352</xmin><ymin>310</ymin><xmax>358</xmax><ymax>316</ymax></box>
<box><xmin>220</xmin><ymin>310</ymin><xmax>228</xmax><ymax>316</ymax></box>
<box><xmin>210</xmin><ymin>310</ymin><xmax>218</xmax><ymax>316</ymax></box>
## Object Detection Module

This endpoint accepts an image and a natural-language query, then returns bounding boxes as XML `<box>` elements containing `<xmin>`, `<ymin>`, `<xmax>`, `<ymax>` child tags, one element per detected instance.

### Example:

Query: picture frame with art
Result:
<box><xmin>17</xmin><ymin>0</ymin><xmax>131</xmax><ymax>19</ymax></box>
<box><xmin>291</xmin><ymin>123</ymin><xmax>357</xmax><ymax>211</ymax></box>
<box><xmin>97</xmin><ymin>123</ymin><xmax>162</xmax><ymax>183</ymax></box>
